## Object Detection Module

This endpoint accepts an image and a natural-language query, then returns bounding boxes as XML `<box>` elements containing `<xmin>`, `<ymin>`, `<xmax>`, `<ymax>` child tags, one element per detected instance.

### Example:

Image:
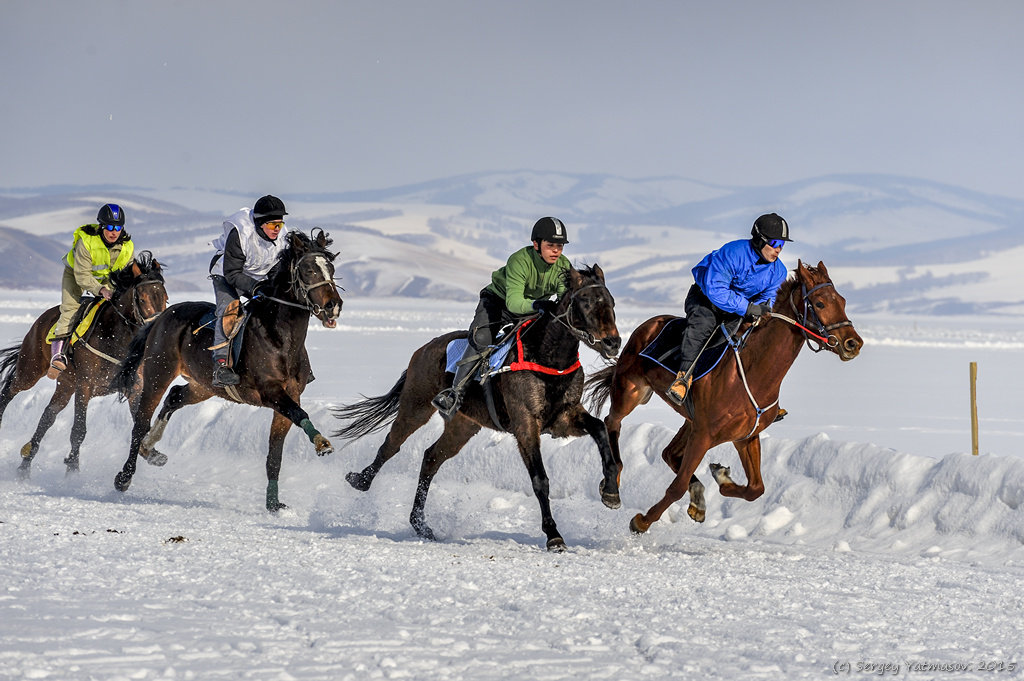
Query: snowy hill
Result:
<box><xmin>2</xmin><ymin>172</ymin><xmax>1023</xmax><ymax>313</ymax></box>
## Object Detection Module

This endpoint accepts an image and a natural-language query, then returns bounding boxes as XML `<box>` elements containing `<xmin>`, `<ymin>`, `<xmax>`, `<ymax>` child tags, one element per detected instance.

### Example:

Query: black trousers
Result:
<box><xmin>678</xmin><ymin>284</ymin><xmax>741</xmax><ymax>371</ymax></box>
<box><xmin>468</xmin><ymin>288</ymin><xmax>523</xmax><ymax>352</ymax></box>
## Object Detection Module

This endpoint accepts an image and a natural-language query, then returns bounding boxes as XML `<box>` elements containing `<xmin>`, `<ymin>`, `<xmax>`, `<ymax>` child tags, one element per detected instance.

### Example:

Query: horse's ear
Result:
<box><xmin>569</xmin><ymin>268</ymin><xmax>584</xmax><ymax>289</ymax></box>
<box><xmin>817</xmin><ymin>260</ymin><xmax>828</xmax><ymax>277</ymax></box>
<box><xmin>592</xmin><ymin>264</ymin><xmax>605</xmax><ymax>282</ymax></box>
<box><xmin>313</xmin><ymin>227</ymin><xmax>328</xmax><ymax>249</ymax></box>
<box><xmin>131</xmin><ymin>261</ymin><xmax>142</xmax><ymax>278</ymax></box>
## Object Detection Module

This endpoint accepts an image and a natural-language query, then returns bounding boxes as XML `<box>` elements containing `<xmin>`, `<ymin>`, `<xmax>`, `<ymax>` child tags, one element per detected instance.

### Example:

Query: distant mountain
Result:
<box><xmin>2</xmin><ymin>172</ymin><xmax>1023</xmax><ymax>315</ymax></box>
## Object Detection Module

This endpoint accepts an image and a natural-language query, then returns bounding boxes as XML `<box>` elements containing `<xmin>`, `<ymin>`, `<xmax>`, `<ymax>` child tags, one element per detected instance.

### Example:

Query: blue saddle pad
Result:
<box><xmin>638</xmin><ymin>317</ymin><xmax>730</xmax><ymax>381</ymax></box>
<box><xmin>445</xmin><ymin>337</ymin><xmax>514</xmax><ymax>376</ymax></box>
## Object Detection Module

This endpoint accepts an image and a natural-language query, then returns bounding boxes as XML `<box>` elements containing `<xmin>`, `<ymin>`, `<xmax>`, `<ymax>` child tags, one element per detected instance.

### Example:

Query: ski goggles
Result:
<box><xmin>102</xmin><ymin>224</ymin><xmax>124</xmax><ymax>232</ymax></box>
<box><xmin>767</xmin><ymin>239</ymin><xmax>785</xmax><ymax>249</ymax></box>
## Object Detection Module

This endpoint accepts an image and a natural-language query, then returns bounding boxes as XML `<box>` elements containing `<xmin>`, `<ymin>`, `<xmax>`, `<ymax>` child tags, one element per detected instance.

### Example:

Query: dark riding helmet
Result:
<box><xmin>531</xmin><ymin>216</ymin><xmax>569</xmax><ymax>245</ymax></box>
<box><xmin>97</xmin><ymin>203</ymin><xmax>125</xmax><ymax>227</ymax></box>
<box><xmin>751</xmin><ymin>213</ymin><xmax>792</xmax><ymax>242</ymax></box>
<box><xmin>252</xmin><ymin>195</ymin><xmax>288</xmax><ymax>227</ymax></box>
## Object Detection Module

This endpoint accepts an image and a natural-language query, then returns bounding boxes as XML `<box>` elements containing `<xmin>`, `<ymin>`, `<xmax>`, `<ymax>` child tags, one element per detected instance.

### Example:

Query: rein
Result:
<box><xmin>80</xmin><ymin>277</ymin><xmax>166</xmax><ymax>366</ymax></box>
<box><xmin>550</xmin><ymin>282</ymin><xmax>611</xmax><ymax>346</ymax></box>
<box><xmin>259</xmin><ymin>251</ymin><xmax>341</xmax><ymax>317</ymax></box>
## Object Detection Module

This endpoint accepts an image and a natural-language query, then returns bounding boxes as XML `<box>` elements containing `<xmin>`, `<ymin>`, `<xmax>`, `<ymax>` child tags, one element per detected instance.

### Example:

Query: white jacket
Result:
<box><xmin>210</xmin><ymin>207</ymin><xmax>290</xmax><ymax>281</ymax></box>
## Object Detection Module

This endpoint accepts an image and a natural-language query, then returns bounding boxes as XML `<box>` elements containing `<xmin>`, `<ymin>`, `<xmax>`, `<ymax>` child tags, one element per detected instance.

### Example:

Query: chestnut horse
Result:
<box><xmin>110</xmin><ymin>230</ymin><xmax>343</xmax><ymax>511</ymax></box>
<box><xmin>585</xmin><ymin>260</ymin><xmax>863</xmax><ymax>534</ymax></box>
<box><xmin>0</xmin><ymin>252</ymin><xmax>168</xmax><ymax>477</ymax></box>
<box><xmin>332</xmin><ymin>265</ymin><xmax>622</xmax><ymax>551</ymax></box>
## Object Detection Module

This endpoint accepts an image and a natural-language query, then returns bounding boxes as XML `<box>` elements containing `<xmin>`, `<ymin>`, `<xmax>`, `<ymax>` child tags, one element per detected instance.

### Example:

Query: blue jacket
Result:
<box><xmin>691</xmin><ymin>239</ymin><xmax>787</xmax><ymax>316</ymax></box>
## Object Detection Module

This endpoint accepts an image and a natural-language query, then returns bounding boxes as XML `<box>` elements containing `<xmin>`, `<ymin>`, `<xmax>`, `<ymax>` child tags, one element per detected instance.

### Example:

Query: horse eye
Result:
<box><xmin>815</xmin><ymin>301</ymin><xmax>825</xmax><ymax>309</ymax></box>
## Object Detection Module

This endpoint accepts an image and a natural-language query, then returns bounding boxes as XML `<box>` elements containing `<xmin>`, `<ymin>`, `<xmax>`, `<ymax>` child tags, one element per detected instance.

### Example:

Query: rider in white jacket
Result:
<box><xmin>208</xmin><ymin>195</ymin><xmax>290</xmax><ymax>387</ymax></box>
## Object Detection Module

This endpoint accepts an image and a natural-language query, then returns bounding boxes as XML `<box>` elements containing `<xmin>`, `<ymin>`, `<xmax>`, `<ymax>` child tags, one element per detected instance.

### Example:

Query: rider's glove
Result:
<box><xmin>532</xmin><ymin>298</ymin><xmax>558</xmax><ymax>314</ymax></box>
<box><xmin>745</xmin><ymin>302</ymin><xmax>771</xmax><ymax>321</ymax></box>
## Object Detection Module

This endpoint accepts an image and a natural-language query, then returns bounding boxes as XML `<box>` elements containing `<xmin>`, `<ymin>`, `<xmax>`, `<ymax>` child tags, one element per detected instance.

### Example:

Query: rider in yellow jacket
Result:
<box><xmin>49</xmin><ymin>203</ymin><xmax>134</xmax><ymax>378</ymax></box>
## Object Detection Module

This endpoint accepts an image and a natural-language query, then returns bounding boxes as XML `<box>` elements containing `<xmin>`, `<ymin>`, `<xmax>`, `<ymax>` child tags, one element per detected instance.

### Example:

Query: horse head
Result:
<box><xmin>109</xmin><ymin>251</ymin><xmax>168</xmax><ymax>324</ymax></box>
<box><xmin>564</xmin><ymin>264</ymin><xmax>621</xmax><ymax>360</ymax></box>
<box><xmin>789</xmin><ymin>260</ymin><xmax>863</xmax><ymax>361</ymax></box>
<box><xmin>283</xmin><ymin>229</ymin><xmax>343</xmax><ymax>328</ymax></box>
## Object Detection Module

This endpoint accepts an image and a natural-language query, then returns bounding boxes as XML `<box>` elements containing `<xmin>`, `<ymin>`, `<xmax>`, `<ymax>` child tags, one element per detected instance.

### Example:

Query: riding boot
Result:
<box><xmin>47</xmin><ymin>339</ymin><xmax>67</xmax><ymax>380</ymax></box>
<box><xmin>666</xmin><ymin>370</ymin><xmax>691</xmax><ymax>406</ymax></box>
<box><xmin>212</xmin><ymin>357</ymin><xmax>240</xmax><ymax>387</ymax></box>
<box><xmin>431</xmin><ymin>345</ymin><xmax>481</xmax><ymax>420</ymax></box>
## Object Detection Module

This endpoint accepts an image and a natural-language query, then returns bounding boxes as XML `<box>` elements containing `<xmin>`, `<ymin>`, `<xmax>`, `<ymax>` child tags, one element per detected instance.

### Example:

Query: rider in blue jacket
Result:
<box><xmin>667</xmin><ymin>213</ymin><xmax>792</xmax><ymax>405</ymax></box>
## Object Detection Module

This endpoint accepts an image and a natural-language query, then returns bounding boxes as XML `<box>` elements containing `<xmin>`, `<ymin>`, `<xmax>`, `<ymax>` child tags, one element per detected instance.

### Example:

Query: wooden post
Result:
<box><xmin>970</xmin><ymin>361</ymin><xmax>979</xmax><ymax>455</ymax></box>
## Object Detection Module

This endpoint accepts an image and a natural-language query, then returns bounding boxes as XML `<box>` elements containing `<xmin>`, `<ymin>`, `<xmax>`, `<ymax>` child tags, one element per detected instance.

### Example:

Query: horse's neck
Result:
<box><xmin>736</xmin><ymin>317</ymin><xmax>804</xmax><ymax>387</ymax></box>
<box><xmin>256</xmin><ymin>297</ymin><xmax>310</xmax><ymax>343</ymax></box>
<box><xmin>530</xmin><ymin>313</ymin><xmax>578</xmax><ymax>363</ymax></box>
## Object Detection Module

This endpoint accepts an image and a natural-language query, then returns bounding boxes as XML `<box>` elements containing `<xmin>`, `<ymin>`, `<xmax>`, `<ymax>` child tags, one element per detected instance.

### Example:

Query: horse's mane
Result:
<box><xmin>109</xmin><ymin>250</ymin><xmax>164</xmax><ymax>293</ymax></box>
<box><xmin>557</xmin><ymin>263</ymin><xmax>601</xmax><ymax>292</ymax></box>
<box><xmin>269</xmin><ymin>229</ymin><xmax>338</xmax><ymax>283</ymax></box>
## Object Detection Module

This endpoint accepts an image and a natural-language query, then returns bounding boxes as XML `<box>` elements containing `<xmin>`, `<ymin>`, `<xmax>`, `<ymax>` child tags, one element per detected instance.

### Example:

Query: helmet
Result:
<box><xmin>530</xmin><ymin>217</ymin><xmax>569</xmax><ymax>245</ymax></box>
<box><xmin>751</xmin><ymin>213</ymin><xmax>792</xmax><ymax>244</ymax></box>
<box><xmin>252</xmin><ymin>195</ymin><xmax>288</xmax><ymax>224</ymax></box>
<box><xmin>97</xmin><ymin>203</ymin><xmax>125</xmax><ymax>227</ymax></box>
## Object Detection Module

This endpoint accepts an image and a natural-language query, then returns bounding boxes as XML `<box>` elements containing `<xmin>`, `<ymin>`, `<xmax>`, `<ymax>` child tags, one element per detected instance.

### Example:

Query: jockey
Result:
<box><xmin>431</xmin><ymin>216</ymin><xmax>571</xmax><ymax>420</ymax></box>
<box><xmin>666</xmin><ymin>213</ymin><xmax>792</xmax><ymax>405</ymax></box>
<box><xmin>208</xmin><ymin>194</ymin><xmax>290</xmax><ymax>388</ymax></box>
<box><xmin>49</xmin><ymin>203</ymin><xmax>134</xmax><ymax>378</ymax></box>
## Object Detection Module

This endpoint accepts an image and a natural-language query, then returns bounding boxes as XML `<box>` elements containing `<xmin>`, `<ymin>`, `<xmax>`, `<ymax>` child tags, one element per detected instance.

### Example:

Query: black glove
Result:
<box><xmin>532</xmin><ymin>298</ymin><xmax>558</xmax><ymax>315</ymax></box>
<box><xmin>745</xmin><ymin>302</ymin><xmax>771</xmax><ymax>321</ymax></box>
<box><xmin>250</xmin><ymin>282</ymin><xmax>269</xmax><ymax>300</ymax></box>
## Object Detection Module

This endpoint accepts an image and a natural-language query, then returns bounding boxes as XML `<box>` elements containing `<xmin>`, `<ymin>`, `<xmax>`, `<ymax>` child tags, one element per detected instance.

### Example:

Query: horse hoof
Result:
<box><xmin>142</xmin><ymin>449</ymin><xmax>168</xmax><ymax>467</ymax></box>
<box><xmin>313</xmin><ymin>434</ymin><xmax>334</xmax><ymax>456</ymax></box>
<box><xmin>599</xmin><ymin>479</ymin><xmax>621</xmax><ymax>509</ymax></box>
<box><xmin>114</xmin><ymin>472</ymin><xmax>132</xmax><ymax>492</ymax></box>
<box><xmin>687</xmin><ymin>504</ymin><xmax>706</xmax><ymax>523</ymax></box>
<box><xmin>16</xmin><ymin>462</ymin><xmax>31</xmax><ymax>481</ymax></box>
<box><xmin>546</xmin><ymin>537</ymin><xmax>567</xmax><ymax>552</ymax></box>
<box><xmin>20</xmin><ymin>442</ymin><xmax>34</xmax><ymax>460</ymax></box>
<box><xmin>630</xmin><ymin>513</ymin><xmax>652</xmax><ymax>534</ymax></box>
<box><xmin>65</xmin><ymin>463</ymin><xmax>80</xmax><ymax>476</ymax></box>
<box><xmin>710</xmin><ymin>463</ymin><xmax>732</xmax><ymax>486</ymax></box>
<box><xmin>267</xmin><ymin>501</ymin><xmax>288</xmax><ymax>513</ymax></box>
<box><xmin>411</xmin><ymin>519</ymin><xmax>436</xmax><ymax>542</ymax></box>
<box><xmin>345</xmin><ymin>471</ymin><xmax>372</xmax><ymax>492</ymax></box>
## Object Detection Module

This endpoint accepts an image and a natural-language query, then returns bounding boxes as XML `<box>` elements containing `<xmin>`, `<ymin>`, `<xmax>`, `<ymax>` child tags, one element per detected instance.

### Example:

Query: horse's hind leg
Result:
<box><xmin>347</xmin><ymin>396</ymin><xmax>435</xmax><ymax>492</ymax></box>
<box><xmin>549</xmin><ymin>405</ymin><xmax>620</xmax><ymax>509</ymax></box>
<box><xmin>17</xmin><ymin>380</ymin><xmax>74</xmax><ymax>479</ymax></box>
<box><xmin>140</xmin><ymin>384</ymin><xmax>210</xmax><ymax>467</ymax></box>
<box><xmin>64</xmin><ymin>389</ymin><xmax>92</xmax><ymax>474</ymax></box>
<box><xmin>409</xmin><ymin>416</ymin><xmax>481</xmax><ymax>541</ymax></box>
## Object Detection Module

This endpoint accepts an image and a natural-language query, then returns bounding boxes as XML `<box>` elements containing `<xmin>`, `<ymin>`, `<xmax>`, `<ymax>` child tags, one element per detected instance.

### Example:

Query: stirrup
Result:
<box><xmin>212</xmin><ymin>364</ymin><xmax>240</xmax><ymax>387</ymax></box>
<box><xmin>666</xmin><ymin>373</ymin><xmax>690</xmax><ymax>407</ymax></box>
<box><xmin>431</xmin><ymin>388</ymin><xmax>461</xmax><ymax>420</ymax></box>
<box><xmin>46</xmin><ymin>354</ymin><xmax>67</xmax><ymax>380</ymax></box>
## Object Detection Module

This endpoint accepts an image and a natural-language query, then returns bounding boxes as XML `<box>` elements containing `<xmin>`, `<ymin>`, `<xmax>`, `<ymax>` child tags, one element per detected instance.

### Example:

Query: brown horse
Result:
<box><xmin>110</xmin><ymin>230</ymin><xmax>343</xmax><ymax>511</ymax></box>
<box><xmin>585</xmin><ymin>260</ymin><xmax>863</xmax><ymax>534</ymax></box>
<box><xmin>0</xmin><ymin>252</ymin><xmax>168</xmax><ymax>478</ymax></box>
<box><xmin>332</xmin><ymin>265</ymin><xmax>622</xmax><ymax>551</ymax></box>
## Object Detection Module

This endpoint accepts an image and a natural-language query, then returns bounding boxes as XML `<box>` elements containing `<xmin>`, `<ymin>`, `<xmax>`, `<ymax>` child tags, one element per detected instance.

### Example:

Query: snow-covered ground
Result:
<box><xmin>1</xmin><ymin>292</ymin><xmax>1022</xmax><ymax>680</ymax></box>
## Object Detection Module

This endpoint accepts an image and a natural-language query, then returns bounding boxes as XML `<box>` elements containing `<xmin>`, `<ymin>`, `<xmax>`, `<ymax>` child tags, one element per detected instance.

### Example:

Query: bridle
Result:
<box><xmin>260</xmin><ymin>251</ymin><xmax>342</xmax><ymax>317</ymax></box>
<box><xmin>109</xmin><ymin>278</ymin><xmax>166</xmax><ymax>328</ymax></box>
<box><xmin>550</xmin><ymin>282</ymin><xmax>613</xmax><ymax>347</ymax></box>
<box><xmin>770</xmin><ymin>279</ymin><xmax>854</xmax><ymax>353</ymax></box>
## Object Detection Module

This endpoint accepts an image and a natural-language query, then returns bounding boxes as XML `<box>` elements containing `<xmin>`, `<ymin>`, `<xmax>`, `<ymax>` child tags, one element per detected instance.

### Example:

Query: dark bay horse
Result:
<box><xmin>332</xmin><ymin>265</ymin><xmax>622</xmax><ymax>551</ymax></box>
<box><xmin>585</xmin><ymin>260</ymin><xmax>863</xmax><ymax>535</ymax></box>
<box><xmin>110</xmin><ymin>230</ymin><xmax>343</xmax><ymax>511</ymax></box>
<box><xmin>0</xmin><ymin>252</ymin><xmax>168</xmax><ymax>477</ymax></box>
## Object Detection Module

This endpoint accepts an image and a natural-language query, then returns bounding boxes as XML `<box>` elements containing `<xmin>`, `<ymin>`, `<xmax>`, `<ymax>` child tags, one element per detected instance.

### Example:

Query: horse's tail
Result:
<box><xmin>111</xmin><ymin>322</ymin><xmax>156</xmax><ymax>399</ymax></box>
<box><xmin>584</xmin><ymin>364</ymin><xmax>616</xmax><ymax>413</ymax></box>
<box><xmin>331</xmin><ymin>370</ymin><xmax>407</xmax><ymax>440</ymax></box>
<box><xmin>0</xmin><ymin>344</ymin><xmax>23</xmax><ymax>395</ymax></box>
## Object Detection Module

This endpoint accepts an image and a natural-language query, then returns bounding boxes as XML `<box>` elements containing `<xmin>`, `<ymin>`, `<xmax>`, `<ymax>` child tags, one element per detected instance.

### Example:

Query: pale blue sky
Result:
<box><xmin>2</xmin><ymin>1</ymin><xmax>1022</xmax><ymax>198</ymax></box>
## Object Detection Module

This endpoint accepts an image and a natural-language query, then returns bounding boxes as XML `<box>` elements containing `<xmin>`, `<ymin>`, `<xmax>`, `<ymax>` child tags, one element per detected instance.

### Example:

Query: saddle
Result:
<box><xmin>199</xmin><ymin>299</ymin><xmax>249</xmax><ymax>369</ymax></box>
<box><xmin>444</xmin><ymin>316</ymin><xmax>581</xmax><ymax>381</ymax></box>
<box><xmin>46</xmin><ymin>297</ymin><xmax>106</xmax><ymax>348</ymax></box>
<box><xmin>639</xmin><ymin>317</ymin><xmax>732</xmax><ymax>381</ymax></box>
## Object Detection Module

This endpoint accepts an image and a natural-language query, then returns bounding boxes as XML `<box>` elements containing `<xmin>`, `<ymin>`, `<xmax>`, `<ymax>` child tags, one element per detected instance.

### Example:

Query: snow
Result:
<box><xmin>1</xmin><ymin>293</ymin><xmax>1022</xmax><ymax>680</ymax></box>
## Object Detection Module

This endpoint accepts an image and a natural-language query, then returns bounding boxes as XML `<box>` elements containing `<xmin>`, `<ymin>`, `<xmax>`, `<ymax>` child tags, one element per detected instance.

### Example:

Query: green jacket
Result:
<box><xmin>64</xmin><ymin>225</ymin><xmax>134</xmax><ymax>295</ymax></box>
<box><xmin>487</xmin><ymin>246</ymin><xmax>570</xmax><ymax>315</ymax></box>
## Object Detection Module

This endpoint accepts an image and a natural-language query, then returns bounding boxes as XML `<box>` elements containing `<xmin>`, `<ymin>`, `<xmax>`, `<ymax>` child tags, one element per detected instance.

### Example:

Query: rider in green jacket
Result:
<box><xmin>432</xmin><ymin>217</ymin><xmax>571</xmax><ymax>420</ymax></box>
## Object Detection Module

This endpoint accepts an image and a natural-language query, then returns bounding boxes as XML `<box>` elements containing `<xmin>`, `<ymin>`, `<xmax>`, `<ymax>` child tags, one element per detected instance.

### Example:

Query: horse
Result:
<box><xmin>332</xmin><ymin>265</ymin><xmax>622</xmax><ymax>551</ymax></box>
<box><xmin>110</xmin><ymin>230</ymin><xmax>343</xmax><ymax>511</ymax></box>
<box><xmin>585</xmin><ymin>260</ymin><xmax>863</xmax><ymax>535</ymax></box>
<box><xmin>0</xmin><ymin>252</ymin><xmax>168</xmax><ymax>478</ymax></box>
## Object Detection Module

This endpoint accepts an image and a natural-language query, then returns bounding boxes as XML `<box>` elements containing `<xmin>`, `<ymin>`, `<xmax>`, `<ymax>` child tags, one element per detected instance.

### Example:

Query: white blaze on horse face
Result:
<box><xmin>314</xmin><ymin>256</ymin><xmax>334</xmax><ymax>287</ymax></box>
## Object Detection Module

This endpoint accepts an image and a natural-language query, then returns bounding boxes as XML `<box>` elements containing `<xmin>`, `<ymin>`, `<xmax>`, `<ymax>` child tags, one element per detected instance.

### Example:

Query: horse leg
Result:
<box><xmin>631</xmin><ymin>429</ymin><xmax>711</xmax><ymax>534</ymax></box>
<box><xmin>603</xmin><ymin>365</ymin><xmax>649</xmax><ymax>485</ymax></box>
<box><xmin>548</xmin><ymin>405</ymin><xmax>620</xmax><ymax>509</ymax></box>
<box><xmin>115</xmin><ymin>377</ymin><xmax>172</xmax><ymax>492</ymax></box>
<box><xmin>265</xmin><ymin>412</ymin><xmax>292</xmax><ymax>512</ymax></box>
<box><xmin>17</xmin><ymin>380</ymin><xmax>74</xmax><ymax>480</ymax></box>
<box><xmin>347</xmin><ymin>396</ymin><xmax>435</xmax><ymax>492</ymax></box>
<box><xmin>263</xmin><ymin>390</ymin><xmax>333</xmax><ymax>456</ymax></box>
<box><xmin>64</xmin><ymin>389</ymin><xmax>92</xmax><ymax>475</ymax></box>
<box><xmin>710</xmin><ymin>437</ymin><xmax>765</xmax><ymax>501</ymax></box>
<box><xmin>409</xmin><ymin>416</ymin><xmax>481</xmax><ymax>541</ymax></box>
<box><xmin>139</xmin><ymin>384</ymin><xmax>210</xmax><ymax>467</ymax></box>
<box><xmin>509</xmin><ymin>418</ymin><xmax>566</xmax><ymax>551</ymax></box>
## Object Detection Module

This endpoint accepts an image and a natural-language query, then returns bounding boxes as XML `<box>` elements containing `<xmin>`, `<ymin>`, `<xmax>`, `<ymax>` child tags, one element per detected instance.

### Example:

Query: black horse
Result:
<box><xmin>0</xmin><ymin>252</ymin><xmax>168</xmax><ymax>477</ymax></box>
<box><xmin>332</xmin><ymin>265</ymin><xmax>622</xmax><ymax>551</ymax></box>
<box><xmin>110</xmin><ymin>230</ymin><xmax>343</xmax><ymax>510</ymax></box>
